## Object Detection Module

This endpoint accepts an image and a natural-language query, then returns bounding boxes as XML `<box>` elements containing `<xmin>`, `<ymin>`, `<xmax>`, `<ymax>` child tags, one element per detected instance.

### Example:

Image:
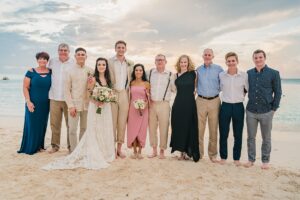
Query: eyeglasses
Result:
<box><xmin>155</xmin><ymin>59</ymin><xmax>165</xmax><ymax>62</ymax></box>
<box><xmin>59</xmin><ymin>49</ymin><xmax>69</xmax><ymax>52</ymax></box>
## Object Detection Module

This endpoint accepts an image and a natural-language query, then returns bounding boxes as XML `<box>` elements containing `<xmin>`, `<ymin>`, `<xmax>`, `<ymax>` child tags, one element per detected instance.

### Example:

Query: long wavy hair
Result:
<box><xmin>130</xmin><ymin>64</ymin><xmax>148</xmax><ymax>85</ymax></box>
<box><xmin>174</xmin><ymin>54</ymin><xmax>195</xmax><ymax>73</ymax></box>
<box><xmin>94</xmin><ymin>57</ymin><xmax>112</xmax><ymax>88</ymax></box>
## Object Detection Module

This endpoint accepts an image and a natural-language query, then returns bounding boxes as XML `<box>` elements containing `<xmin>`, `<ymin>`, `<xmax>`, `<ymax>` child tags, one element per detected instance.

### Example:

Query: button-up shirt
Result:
<box><xmin>147</xmin><ymin>68</ymin><xmax>174</xmax><ymax>101</ymax></box>
<box><xmin>196</xmin><ymin>63</ymin><xmax>224</xmax><ymax>97</ymax></box>
<box><xmin>64</xmin><ymin>64</ymin><xmax>92</xmax><ymax>111</ymax></box>
<box><xmin>246</xmin><ymin>65</ymin><xmax>282</xmax><ymax>113</ymax></box>
<box><xmin>219</xmin><ymin>70</ymin><xmax>248</xmax><ymax>103</ymax></box>
<box><xmin>112</xmin><ymin>56</ymin><xmax>129</xmax><ymax>90</ymax></box>
<box><xmin>48</xmin><ymin>57</ymin><xmax>75</xmax><ymax>101</ymax></box>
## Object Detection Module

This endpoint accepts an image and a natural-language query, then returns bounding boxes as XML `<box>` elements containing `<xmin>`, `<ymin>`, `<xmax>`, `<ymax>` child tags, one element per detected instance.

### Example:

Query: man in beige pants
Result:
<box><xmin>65</xmin><ymin>47</ymin><xmax>91</xmax><ymax>152</ymax></box>
<box><xmin>48</xmin><ymin>43</ymin><xmax>75</xmax><ymax>153</ymax></box>
<box><xmin>109</xmin><ymin>40</ymin><xmax>133</xmax><ymax>158</ymax></box>
<box><xmin>196</xmin><ymin>49</ymin><xmax>223</xmax><ymax>162</ymax></box>
<box><xmin>147</xmin><ymin>54</ymin><xmax>174</xmax><ymax>159</ymax></box>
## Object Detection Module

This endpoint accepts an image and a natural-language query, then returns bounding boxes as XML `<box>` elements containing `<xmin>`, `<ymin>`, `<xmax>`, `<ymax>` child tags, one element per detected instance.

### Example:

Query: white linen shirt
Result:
<box><xmin>48</xmin><ymin>57</ymin><xmax>75</xmax><ymax>101</ymax></box>
<box><xmin>147</xmin><ymin>68</ymin><xmax>174</xmax><ymax>101</ymax></box>
<box><xmin>219</xmin><ymin>70</ymin><xmax>248</xmax><ymax>103</ymax></box>
<box><xmin>113</xmin><ymin>57</ymin><xmax>128</xmax><ymax>90</ymax></box>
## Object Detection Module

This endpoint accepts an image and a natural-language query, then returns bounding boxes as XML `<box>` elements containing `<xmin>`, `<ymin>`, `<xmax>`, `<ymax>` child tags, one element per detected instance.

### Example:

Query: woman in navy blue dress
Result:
<box><xmin>18</xmin><ymin>52</ymin><xmax>52</xmax><ymax>155</ymax></box>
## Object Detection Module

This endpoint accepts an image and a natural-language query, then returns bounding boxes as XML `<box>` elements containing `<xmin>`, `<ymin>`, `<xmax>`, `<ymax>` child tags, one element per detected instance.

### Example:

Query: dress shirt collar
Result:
<box><xmin>225</xmin><ymin>69</ymin><xmax>241</xmax><ymax>76</ymax></box>
<box><xmin>75</xmin><ymin>63</ymin><xmax>86</xmax><ymax>68</ymax></box>
<box><xmin>152</xmin><ymin>68</ymin><xmax>169</xmax><ymax>74</ymax></box>
<box><xmin>112</xmin><ymin>55</ymin><xmax>128</xmax><ymax>63</ymax></box>
<box><xmin>254</xmin><ymin>65</ymin><xmax>268</xmax><ymax>73</ymax></box>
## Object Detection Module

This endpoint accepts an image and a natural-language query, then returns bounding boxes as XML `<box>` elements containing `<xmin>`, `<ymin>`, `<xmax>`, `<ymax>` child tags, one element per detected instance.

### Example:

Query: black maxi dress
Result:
<box><xmin>170</xmin><ymin>71</ymin><xmax>200</xmax><ymax>162</ymax></box>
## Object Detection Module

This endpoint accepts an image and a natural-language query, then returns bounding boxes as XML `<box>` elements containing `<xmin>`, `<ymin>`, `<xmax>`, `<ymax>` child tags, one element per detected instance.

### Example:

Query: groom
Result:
<box><xmin>109</xmin><ymin>40</ymin><xmax>134</xmax><ymax>158</ymax></box>
<box><xmin>65</xmin><ymin>47</ymin><xmax>91</xmax><ymax>152</ymax></box>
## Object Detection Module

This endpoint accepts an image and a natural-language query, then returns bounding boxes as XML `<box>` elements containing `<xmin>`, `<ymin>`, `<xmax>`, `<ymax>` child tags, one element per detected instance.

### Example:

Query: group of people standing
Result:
<box><xmin>18</xmin><ymin>40</ymin><xmax>282</xmax><ymax>171</ymax></box>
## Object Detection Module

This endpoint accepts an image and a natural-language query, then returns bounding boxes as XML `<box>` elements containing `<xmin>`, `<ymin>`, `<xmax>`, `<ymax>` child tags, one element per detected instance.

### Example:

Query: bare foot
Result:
<box><xmin>117</xmin><ymin>151</ymin><xmax>126</xmax><ymax>159</ymax></box>
<box><xmin>130</xmin><ymin>153</ymin><xmax>137</xmax><ymax>159</ymax></box>
<box><xmin>38</xmin><ymin>148</ymin><xmax>46</xmax><ymax>153</ymax></box>
<box><xmin>219</xmin><ymin>159</ymin><xmax>226</xmax><ymax>165</ymax></box>
<box><xmin>147</xmin><ymin>152</ymin><xmax>157</xmax><ymax>158</ymax></box>
<box><xmin>178</xmin><ymin>154</ymin><xmax>184</xmax><ymax>160</ymax></box>
<box><xmin>210</xmin><ymin>158</ymin><xmax>219</xmax><ymax>163</ymax></box>
<box><xmin>137</xmin><ymin>153</ymin><xmax>143</xmax><ymax>160</ymax></box>
<box><xmin>243</xmin><ymin>161</ymin><xmax>254</xmax><ymax>168</ymax></box>
<box><xmin>261</xmin><ymin>163</ymin><xmax>270</xmax><ymax>170</ymax></box>
<box><xmin>159</xmin><ymin>149</ymin><xmax>166</xmax><ymax>159</ymax></box>
<box><xmin>234</xmin><ymin>160</ymin><xmax>242</xmax><ymax>166</ymax></box>
<box><xmin>48</xmin><ymin>148</ymin><xmax>58</xmax><ymax>154</ymax></box>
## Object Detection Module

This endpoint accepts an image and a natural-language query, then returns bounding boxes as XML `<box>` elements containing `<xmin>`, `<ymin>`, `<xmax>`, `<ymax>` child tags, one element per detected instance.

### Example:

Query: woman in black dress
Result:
<box><xmin>170</xmin><ymin>55</ymin><xmax>200</xmax><ymax>162</ymax></box>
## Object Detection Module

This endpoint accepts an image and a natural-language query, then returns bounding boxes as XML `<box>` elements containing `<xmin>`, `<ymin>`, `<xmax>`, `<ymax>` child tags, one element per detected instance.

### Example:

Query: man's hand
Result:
<box><xmin>69</xmin><ymin>107</ymin><xmax>77</xmax><ymax>117</ymax></box>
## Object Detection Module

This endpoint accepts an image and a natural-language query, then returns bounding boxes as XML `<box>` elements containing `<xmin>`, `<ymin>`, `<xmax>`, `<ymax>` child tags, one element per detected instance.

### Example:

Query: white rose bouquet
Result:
<box><xmin>133</xmin><ymin>99</ymin><xmax>146</xmax><ymax>116</ymax></box>
<box><xmin>91</xmin><ymin>85</ymin><xmax>116</xmax><ymax>114</ymax></box>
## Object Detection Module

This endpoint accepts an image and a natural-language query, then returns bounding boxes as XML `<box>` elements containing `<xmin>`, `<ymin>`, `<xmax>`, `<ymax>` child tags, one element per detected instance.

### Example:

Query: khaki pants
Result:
<box><xmin>68</xmin><ymin>110</ymin><xmax>88</xmax><ymax>152</ymax></box>
<box><xmin>111</xmin><ymin>90</ymin><xmax>129</xmax><ymax>144</ymax></box>
<box><xmin>149</xmin><ymin>101</ymin><xmax>170</xmax><ymax>150</ymax></box>
<box><xmin>50</xmin><ymin>100</ymin><xmax>69</xmax><ymax>150</ymax></box>
<box><xmin>196</xmin><ymin>96</ymin><xmax>220</xmax><ymax>159</ymax></box>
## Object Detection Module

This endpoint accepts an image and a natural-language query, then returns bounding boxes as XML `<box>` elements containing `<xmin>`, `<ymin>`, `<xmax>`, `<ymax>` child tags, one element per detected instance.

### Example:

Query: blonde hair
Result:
<box><xmin>175</xmin><ymin>55</ymin><xmax>195</xmax><ymax>73</ymax></box>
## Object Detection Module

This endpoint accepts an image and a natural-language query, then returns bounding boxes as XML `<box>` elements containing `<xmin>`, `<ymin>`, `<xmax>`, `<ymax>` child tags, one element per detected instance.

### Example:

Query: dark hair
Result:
<box><xmin>130</xmin><ymin>64</ymin><xmax>148</xmax><ymax>85</ymax></box>
<box><xmin>94</xmin><ymin>57</ymin><xmax>112</xmax><ymax>88</ymax></box>
<box><xmin>36</xmin><ymin>52</ymin><xmax>50</xmax><ymax>61</ymax></box>
<box><xmin>115</xmin><ymin>40</ymin><xmax>127</xmax><ymax>48</ymax></box>
<box><xmin>253</xmin><ymin>49</ymin><xmax>266</xmax><ymax>58</ymax></box>
<box><xmin>75</xmin><ymin>47</ymin><xmax>87</xmax><ymax>53</ymax></box>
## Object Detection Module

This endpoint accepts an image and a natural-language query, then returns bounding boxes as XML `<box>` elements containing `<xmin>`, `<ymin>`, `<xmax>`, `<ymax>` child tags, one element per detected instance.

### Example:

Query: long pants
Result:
<box><xmin>111</xmin><ymin>90</ymin><xmax>129</xmax><ymax>144</ymax></box>
<box><xmin>148</xmin><ymin>101</ymin><xmax>170</xmax><ymax>150</ymax></box>
<box><xmin>196</xmin><ymin>96</ymin><xmax>220</xmax><ymax>159</ymax></box>
<box><xmin>219</xmin><ymin>102</ymin><xmax>244</xmax><ymax>160</ymax></box>
<box><xmin>68</xmin><ymin>110</ymin><xmax>88</xmax><ymax>152</ymax></box>
<box><xmin>50</xmin><ymin>100</ymin><xmax>70</xmax><ymax>150</ymax></box>
<box><xmin>246</xmin><ymin>110</ymin><xmax>274</xmax><ymax>163</ymax></box>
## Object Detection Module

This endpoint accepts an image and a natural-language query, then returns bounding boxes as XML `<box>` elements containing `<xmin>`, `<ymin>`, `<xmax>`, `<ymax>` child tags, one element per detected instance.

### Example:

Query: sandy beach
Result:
<box><xmin>0</xmin><ymin>116</ymin><xmax>299</xmax><ymax>200</ymax></box>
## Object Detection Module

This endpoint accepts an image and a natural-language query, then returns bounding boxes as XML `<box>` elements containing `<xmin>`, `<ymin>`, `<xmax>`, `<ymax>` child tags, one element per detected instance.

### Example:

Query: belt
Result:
<box><xmin>198</xmin><ymin>94</ymin><xmax>219</xmax><ymax>100</ymax></box>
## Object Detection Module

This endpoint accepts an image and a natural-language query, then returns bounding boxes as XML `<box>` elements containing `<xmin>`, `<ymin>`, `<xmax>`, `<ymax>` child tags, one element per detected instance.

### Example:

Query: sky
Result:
<box><xmin>0</xmin><ymin>0</ymin><xmax>300</xmax><ymax>78</ymax></box>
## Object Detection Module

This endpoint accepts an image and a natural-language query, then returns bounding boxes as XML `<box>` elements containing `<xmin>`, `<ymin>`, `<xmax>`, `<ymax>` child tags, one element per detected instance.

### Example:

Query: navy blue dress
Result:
<box><xmin>18</xmin><ymin>68</ymin><xmax>51</xmax><ymax>155</ymax></box>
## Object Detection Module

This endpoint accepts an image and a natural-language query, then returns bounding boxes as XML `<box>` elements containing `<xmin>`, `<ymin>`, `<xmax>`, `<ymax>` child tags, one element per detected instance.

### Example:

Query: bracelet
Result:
<box><xmin>25</xmin><ymin>99</ymin><xmax>30</xmax><ymax>103</ymax></box>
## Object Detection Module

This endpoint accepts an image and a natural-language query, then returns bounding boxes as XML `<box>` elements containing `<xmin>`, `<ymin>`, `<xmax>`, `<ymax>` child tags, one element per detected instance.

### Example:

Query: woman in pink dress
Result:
<box><xmin>127</xmin><ymin>64</ymin><xmax>150</xmax><ymax>159</ymax></box>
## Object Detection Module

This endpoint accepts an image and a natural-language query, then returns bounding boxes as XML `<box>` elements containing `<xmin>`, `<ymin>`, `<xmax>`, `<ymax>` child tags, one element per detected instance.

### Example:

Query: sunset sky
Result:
<box><xmin>0</xmin><ymin>0</ymin><xmax>299</xmax><ymax>78</ymax></box>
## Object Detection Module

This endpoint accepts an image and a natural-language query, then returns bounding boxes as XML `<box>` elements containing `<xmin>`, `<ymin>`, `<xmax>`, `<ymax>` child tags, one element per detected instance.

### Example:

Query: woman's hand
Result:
<box><xmin>96</xmin><ymin>101</ymin><xmax>104</xmax><ymax>107</ymax></box>
<box><xmin>26</xmin><ymin>101</ymin><xmax>35</xmax><ymax>112</ymax></box>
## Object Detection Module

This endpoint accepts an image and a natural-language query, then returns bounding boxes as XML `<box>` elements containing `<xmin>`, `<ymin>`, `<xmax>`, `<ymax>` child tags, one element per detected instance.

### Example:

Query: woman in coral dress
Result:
<box><xmin>127</xmin><ymin>64</ymin><xmax>150</xmax><ymax>159</ymax></box>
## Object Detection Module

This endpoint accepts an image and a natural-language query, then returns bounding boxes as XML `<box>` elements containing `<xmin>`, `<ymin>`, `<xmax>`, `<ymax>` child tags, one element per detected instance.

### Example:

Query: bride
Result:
<box><xmin>43</xmin><ymin>57</ymin><xmax>115</xmax><ymax>170</ymax></box>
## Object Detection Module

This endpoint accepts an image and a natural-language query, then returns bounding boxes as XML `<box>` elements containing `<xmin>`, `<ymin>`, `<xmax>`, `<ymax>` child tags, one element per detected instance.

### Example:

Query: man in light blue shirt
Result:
<box><xmin>196</xmin><ymin>48</ymin><xmax>223</xmax><ymax>162</ymax></box>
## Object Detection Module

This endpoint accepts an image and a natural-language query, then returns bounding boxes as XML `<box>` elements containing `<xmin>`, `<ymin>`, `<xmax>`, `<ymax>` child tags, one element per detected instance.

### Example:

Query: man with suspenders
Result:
<box><xmin>147</xmin><ymin>54</ymin><xmax>174</xmax><ymax>159</ymax></box>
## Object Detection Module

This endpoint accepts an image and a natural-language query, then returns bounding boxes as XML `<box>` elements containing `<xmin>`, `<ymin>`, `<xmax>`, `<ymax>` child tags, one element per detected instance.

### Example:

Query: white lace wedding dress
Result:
<box><xmin>43</xmin><ymin>102</ymin><xmax>115</xmax><ymax>170</ymax></box>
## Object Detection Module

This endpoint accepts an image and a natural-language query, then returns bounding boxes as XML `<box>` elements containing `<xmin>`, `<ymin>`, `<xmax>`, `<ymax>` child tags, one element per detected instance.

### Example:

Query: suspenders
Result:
<box><xmin>149</xmin><ymin>68</ymin><xmax>172</xmax><ymax>101</ymax></box>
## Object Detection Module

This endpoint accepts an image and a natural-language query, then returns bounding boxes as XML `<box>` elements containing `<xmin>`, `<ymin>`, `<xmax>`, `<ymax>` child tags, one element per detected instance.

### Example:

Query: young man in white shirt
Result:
<box><xmin>219</xmin><ymin>52</ymin><xmax>248</xmax><ymax>166</ymax></box>
<box><xmin>108</xmin><ymin>40</ymin><xmax>134</xmax><ymax>158</ymax></box>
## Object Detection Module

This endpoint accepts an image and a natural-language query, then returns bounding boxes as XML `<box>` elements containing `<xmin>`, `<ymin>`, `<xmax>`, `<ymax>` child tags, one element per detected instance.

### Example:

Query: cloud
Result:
<box><xmin>0</xmin><ymin>0</ymin><xmax>300</xmax><ymax>77</ymax></box>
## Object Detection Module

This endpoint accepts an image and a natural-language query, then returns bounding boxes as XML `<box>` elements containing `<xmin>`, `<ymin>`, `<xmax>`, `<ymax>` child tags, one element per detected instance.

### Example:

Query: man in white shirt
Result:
<box><xmin>147</xmin><ymin>54</ymin><xmax>174</xmax><ymax>159</ymax></box>
<box><xmin>48</xmin><ymin>43</ymin><xmax>75</xmax><ymax>153</ymax></box>
<box><xmin>219</xmin><ymin>52</ymin><xmax>248</xmax><ymax>166</ymax></box>
<box><xmin>108</xmin><ymin>40</ymin><xmax>133</xmax><ymax>158</ymax></box>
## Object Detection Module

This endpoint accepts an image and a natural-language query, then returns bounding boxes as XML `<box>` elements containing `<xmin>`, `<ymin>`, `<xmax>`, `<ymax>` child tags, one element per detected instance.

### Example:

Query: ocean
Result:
<box><xmin>0</xmin><ymin>77</ymin><xmax>299</xmax><ymax>132</ymax></box>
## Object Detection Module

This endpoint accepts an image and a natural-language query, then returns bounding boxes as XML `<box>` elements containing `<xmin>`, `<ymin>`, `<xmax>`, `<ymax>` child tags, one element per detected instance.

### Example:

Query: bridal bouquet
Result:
<box><xmin>91</xmin><ymin>85</ymin><xmax>116</xmax><ymax>114</ymax></box>
<box><xmin>133</xmin><ymin>99</ymin><xmax>146</xmax><ymax>116</ymax></box>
